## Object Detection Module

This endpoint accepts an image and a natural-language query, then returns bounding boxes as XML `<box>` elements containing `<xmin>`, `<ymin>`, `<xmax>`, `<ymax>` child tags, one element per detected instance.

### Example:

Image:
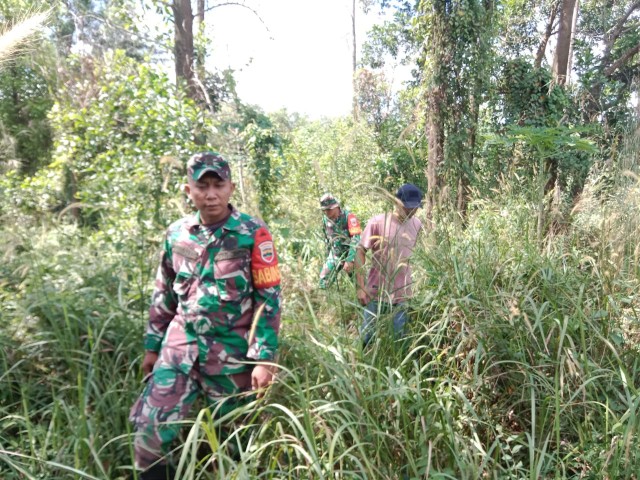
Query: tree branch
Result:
<box><xmin>150</xmin><ymin>0</ymin><xmax>173</xmax><ymax>9</ymax></box>
<box><xmin>604</xmin><ymin>41</ymin><xmax>640</xmax><ymax>77</ymax></box>
<box><xmin>601</xmin><ymin>0</ymin><xmax>640</xmax><ymax>63</ymax></box>
<box><xmin>203</xmin><ymin>1</ymin><xmax>271</xmax><ymax>34</ymax></box>
<box><xmin>534</xmin><ymin>1</ymin><xmax>559</xmax><ymax>69</ymax></box>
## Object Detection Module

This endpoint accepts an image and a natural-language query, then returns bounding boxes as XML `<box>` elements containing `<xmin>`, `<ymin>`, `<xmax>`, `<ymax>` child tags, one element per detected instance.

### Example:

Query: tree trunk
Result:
<box><xmin>425</xmin><ymin>83</ymin><xmax>444</xmax><ymax>231</ymax></box>
<box><xmin>172</xmin><ymin>0</ymin><xmax>200</xmax><ymax>101</ymax></box>
<box><xmin>534</xmin><ymin>2</ymin><xmax>559</xmax><ymax>69</ymax></box>
<box><xmin>352</xmin><ymin>0</ymin><xmax>359</xmax><ymax>121</ymax></box>
<box><xmin>195</xmin><ymin>0</ymin><xmax>205</xmax><ymax>27</ymax></box>
<box><xmin>456</xmin><ymin>176</ymin><xmax>468</xmax><ymax>218</ymax></box>
<box><xmin>194</xmin><ymin>0</ymin><xmax>205</xmax><ymax>73</ymax></box>
<box><xmin>458</xmin><ymin>93</ymin><xmax>479</xmax><ymax>220</ymax></box>
<box><xmin>565</xmin><ymin>0</ymin><xmax>579</xmax><ymax>84</ymax></box>
<box><xmin>552</xmin><ymin>0</ymin><xmax>578</xmax><ymax>85</ymax></box>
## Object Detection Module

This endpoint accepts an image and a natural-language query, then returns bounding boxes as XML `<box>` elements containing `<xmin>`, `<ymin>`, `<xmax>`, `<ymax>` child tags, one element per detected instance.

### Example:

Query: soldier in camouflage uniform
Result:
<box><xmin>319</xmin><ymin>193</ymin><xmax>362</xmax><ymax>289</ymax></box>
<box><xmin>129</xmin><ymin>152</ymin><xmax>281</xmax><ymax>480</ymax></box>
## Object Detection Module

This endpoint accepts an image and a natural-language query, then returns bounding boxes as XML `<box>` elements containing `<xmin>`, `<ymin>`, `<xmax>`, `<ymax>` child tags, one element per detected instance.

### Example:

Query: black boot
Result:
<box><xmin>139</xmin><ymin>464</ymin><xmax>175</xmax><ymax>480</ymax></box>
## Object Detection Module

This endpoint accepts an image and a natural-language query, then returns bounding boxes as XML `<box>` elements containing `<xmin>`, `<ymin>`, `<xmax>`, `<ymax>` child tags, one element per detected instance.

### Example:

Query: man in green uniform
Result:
<box><xmin>319</xmin><ymin>193</ymin><xmax>362</xmax><ymax>288</ymax></box>
<box><xmin>129</xmin><ymin>152</ymin><xmax>281</xmax><ymax>480</ymax></box>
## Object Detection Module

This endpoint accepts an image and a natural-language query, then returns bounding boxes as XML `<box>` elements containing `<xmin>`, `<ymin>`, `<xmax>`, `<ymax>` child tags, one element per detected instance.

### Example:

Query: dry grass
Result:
<box><xmin>0</xmin><ymin>11</ymin><xmax>49</xmax><ymax>66</ymax></box>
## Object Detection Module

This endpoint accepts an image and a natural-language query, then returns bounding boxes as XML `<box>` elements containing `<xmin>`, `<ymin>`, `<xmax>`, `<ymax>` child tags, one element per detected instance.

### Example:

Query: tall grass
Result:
<box><xmin>1</xmin><ymin>177</ymin><xmax>640</xmax><ymax>478</ymax></box>
<box><xmin>0</xmin><ymin>11</ymin><xmax>49</xmax><ymax>66</ymax></box>
<box><xmin>0</xmin><ymin>221</ymin><xmax>147</xmax><ymax>479</ymax></box>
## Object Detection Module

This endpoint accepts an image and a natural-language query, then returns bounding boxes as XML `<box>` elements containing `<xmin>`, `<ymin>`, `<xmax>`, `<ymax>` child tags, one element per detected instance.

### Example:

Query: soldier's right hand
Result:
<box><xmin>142</xmin><ymin>351</ymin><xmax>159</xmax><ymax>376</ymax></box>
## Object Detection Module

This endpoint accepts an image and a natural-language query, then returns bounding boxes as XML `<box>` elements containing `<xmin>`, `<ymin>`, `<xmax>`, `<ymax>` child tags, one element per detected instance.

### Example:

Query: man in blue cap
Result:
<box><xmin>355</xmin><ymin>184</ymin><xmax>423</xmax><ymax>345</ymax></box>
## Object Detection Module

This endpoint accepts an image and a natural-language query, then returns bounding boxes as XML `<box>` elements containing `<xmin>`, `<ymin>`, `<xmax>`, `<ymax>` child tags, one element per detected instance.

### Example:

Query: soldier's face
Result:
<box><xmin>185</xmin><ymin>172</ymin><xmax>235</xmax><ymax>224</ymax></box>
<box><xmin>325</xmin><ymin>206</ymin><xmax>341</xmax><ymax>220</ymax></box>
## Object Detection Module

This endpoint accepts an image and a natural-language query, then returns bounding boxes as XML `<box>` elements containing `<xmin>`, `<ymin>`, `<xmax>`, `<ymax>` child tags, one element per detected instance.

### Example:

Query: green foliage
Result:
<box><xmin>278</xmin><ymin>118</ymin><xmax>385</xmax><ymax>217</ymax></box>
<box><xmin>2</xmin><ymin>50</ymin><xmax>210</xmax><ymax>230</ymax></box>
<box><xmin>0</xmin><ymin>61</ymin><xmax>53</xmax><ymax>175</ymax></box>
<box><xmin>355</xmin><ymin>71</ymin><xmax>427</xmax><ymax>190</ymax></box>
<box><xmin>499</xmin><ymin>59</ymin><xmax>569</xmax><ymax>127</ymax></box>
<box><xmin>238</xmin><ymin>105</ymin><xmax>284</xmax><ymax>221</ymax></box>
<box><xmin>496</xmin><ymin>0</ymin><xmax>555</xmax><ymax>60</ymax></box>
<box><xmin>2</xmin><ymin>1</ymin><xmax>640</xmax><ymax>478</ymax></box>
<box><xmin>361</xmin><ymin>1</ymin><xmax>419</xmax><ymax>70</ymax></box>
<box><xmin>483</xmin><ymin>125</ymin><xmax>598</xmax><ymax>197</ymax></box>
<box><xmin>267</xmin><ymin>118</ymin><xmax>390</xmax><ymax>271</ymax></box>
<box><xmin>203</xmin><ymin>68</ymin><xmax>240</xmax><ymax>113</ymax></box>
<box><xmin>50</xmin><ymin>0</ymin><xmax>151</xmax><ymax>58</ymax></box>
<box><xmin>413</xmin><ymin>0</ymin><xmax>497</xmax><ymax>205</ymax></box>
<box><xmin>208</xmin><ymin>103</ymin><xmax>286</xmax><ymax>221</ymax></box>
<box><xmin>3</xmin><ymin>176</ymin><xmax>640</xmax><ymax>478</ymax></box>
<box><xmin>0</xmin><ymin>221</ymin><xmax>149</xmax><ymax>479</ymax></box>
<box><xmin>0</xmin><ymin>3</ymin><xmax>55</xmax><ymax>177</ymax></box>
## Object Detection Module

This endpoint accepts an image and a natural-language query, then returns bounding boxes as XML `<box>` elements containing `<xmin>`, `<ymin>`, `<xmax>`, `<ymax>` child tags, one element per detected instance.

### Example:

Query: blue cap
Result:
<box><xmin>396</xmin><ymin>183</ymin><xmax>423</xmax><ymax>209</ymax></box>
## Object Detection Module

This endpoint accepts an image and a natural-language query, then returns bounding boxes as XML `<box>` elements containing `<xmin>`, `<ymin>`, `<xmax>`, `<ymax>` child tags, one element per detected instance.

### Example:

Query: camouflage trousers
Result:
<box><xmin>129</xmin><ymin>360</ymin><xmax>252</xmax><ymax>470</ymax></box>
<box><xmin>319</xmin><ymin>252</ymin><xmax>351</xmax><ymax>289</ymax></box>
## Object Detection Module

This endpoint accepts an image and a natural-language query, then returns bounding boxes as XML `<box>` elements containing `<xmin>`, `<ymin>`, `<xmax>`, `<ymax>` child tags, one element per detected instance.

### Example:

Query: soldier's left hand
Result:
<box><xmin>343</xmin><ymin>261</ymin><xmax>354</xmax><ymax>274</ymax></box>
<box><xmin>251</xmin><ymin>364</ymin><xmax>276</xmax><ymax>398</ymax></box>
<box><xmin>357</xmin><ymin>288</ymin><xmax>370</xmax><ymax>306</ymax></box>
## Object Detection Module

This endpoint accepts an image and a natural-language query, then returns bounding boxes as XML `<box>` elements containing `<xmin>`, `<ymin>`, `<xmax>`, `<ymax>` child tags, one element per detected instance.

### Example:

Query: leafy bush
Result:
<box><xmin>1</xmin><ymin>50</ymin><xmax>211</xmax><ymax>231</ymax></box>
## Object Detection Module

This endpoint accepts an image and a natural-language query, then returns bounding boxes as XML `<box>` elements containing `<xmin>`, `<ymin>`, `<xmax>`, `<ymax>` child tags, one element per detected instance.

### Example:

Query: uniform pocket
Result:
<box><xmin>129</xmin><ymin>395</ymin><xmax>143</xmax><ymax>425</ymax></box>
<box><xmin>172</xmin><ymin>244</ymin><xmax>201</xmax><ymax>297</ymax></box>
<box><xmin>129</xmin><ymin>382</ymin><xmax>151</xmax><ymax>427</ymax></box>
<box><xmin>214</xmin><ymin>250</ymin><xmax>251</xmax><ymax>302</ymax></box>
<box><xmin>173</xmin><ymin>265</ymin><xmax>196</xmax><ymax>296</ymax></box>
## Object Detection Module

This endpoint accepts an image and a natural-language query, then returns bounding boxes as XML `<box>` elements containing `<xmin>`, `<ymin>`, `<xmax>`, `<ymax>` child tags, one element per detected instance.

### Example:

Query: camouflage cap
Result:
<box><xmin>319</xmin><ymin>193</ymin><xmax>340</xmax><ymax>210</ymax></box>
<box><xmin>187</xmin><ymin>151</ymin><xmax>231</xmax><ymax>181</ymax></box>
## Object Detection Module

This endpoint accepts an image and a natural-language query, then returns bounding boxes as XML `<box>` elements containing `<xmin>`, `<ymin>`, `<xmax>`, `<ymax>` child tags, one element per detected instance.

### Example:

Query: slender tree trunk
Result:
<box><xmin>238</xmin><ymin>157</ymin><xmax>247</xmax><ymax>206</ymax></box>
<box><xmin>172</xmin><ymin>0</ymin><xmax>200</xmax><ymax>101</ymax></box>
<box><xmin>195</xmin><ymin>0</ymin><xmax>205</xmax><ymax>27</ymax></box>
<box><xmin>552</xmin><ymin>0</ymin><xmax>578</xmax><ymax>85</ymax></box>
<box><xmin>194</xmin><ymin>0</ymin><xmax>205</xmax><ymax>74</ymax></box>
<box><xmin>566</xmin><ymin>0</ymin><xmax>579</xmax><ymax>84</ymax></box>
<box><xmin>421</xmin><ymin>1</ymin><xmax>448</xmax><ymax>232</ymax></box>
<box><xmin>456</xmin><ymin>176</ymin><xmax>468</xmax><ymax>217</ymax></box>
<box><xmin>534</xmin><ymin>2</ymin><xmax>559</xmax><ymax>69</ymax></box>
<box><xmin>547</xmin><ymin>0</ymin><xmax>578</xmax><ymax>228</ymax></box>
<box><xmin>425</xmin><ymin>83</ymin><xmax>444</xmax><ymax>231</ymax></box>
<box><xmin>458</xmin><ymin>93</ymin><xmax>479</xmax><ymax>219</ymax></box>
<box><xmin>352</xmin><ymin>0</ymin><xmax>358</xmax><ymax>121</ymax></box>
<box><xmin>420</xmin><ymin>0</ymin><xmax>494</xmax><ymax>230</ymax></box>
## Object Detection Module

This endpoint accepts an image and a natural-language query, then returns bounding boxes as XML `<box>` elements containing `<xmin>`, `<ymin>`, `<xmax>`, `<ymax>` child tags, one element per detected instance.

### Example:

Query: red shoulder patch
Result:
<box><xmin>251</xmin><ymin>227</ymin><xmax>281</xmax><ymax>288</ymax></box>
<box><xmin>347</xmin><ymin>213</ymin><xmax>362</xmax><ymax>236</ymax></box>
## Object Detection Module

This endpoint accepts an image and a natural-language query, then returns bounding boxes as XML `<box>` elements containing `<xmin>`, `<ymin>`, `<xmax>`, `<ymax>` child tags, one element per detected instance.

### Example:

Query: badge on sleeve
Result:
<box><xmin>251</xmin><ymin>227</ymin><xmax>281</xmax><ymax>288</ymax></box>
<box><xmin>347</xmin><ymin>213</ymin><xmax>362</xmax><ymax>236</ymax></box>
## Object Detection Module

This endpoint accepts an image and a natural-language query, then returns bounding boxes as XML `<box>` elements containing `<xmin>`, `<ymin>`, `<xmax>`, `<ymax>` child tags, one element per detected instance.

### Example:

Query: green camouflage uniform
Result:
<box><xmin>320</xmin><ymin>208</ymin><xmax>362</xmax><ymax>288</ymax></box>
<box><xmin>130</xmin><ymin>200</ymin><xmax>281</xmax><ymax>469</ymax></box>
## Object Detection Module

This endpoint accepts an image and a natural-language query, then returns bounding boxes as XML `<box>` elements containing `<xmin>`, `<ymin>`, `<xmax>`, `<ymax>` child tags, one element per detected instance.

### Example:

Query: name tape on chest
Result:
<box><xmin>251</xmin><ymin>227</ymin><xmax>281</xmax><ymax>288</ymax></box>
<box><xmin>173</xmin><ymin>244</ymin><xmax>200</xmax><ymax>261</ymax></box>
<box><xmin>215</xmin><ymin>248</ymin><xmax>250</xmax><ymax>262</ymax></box>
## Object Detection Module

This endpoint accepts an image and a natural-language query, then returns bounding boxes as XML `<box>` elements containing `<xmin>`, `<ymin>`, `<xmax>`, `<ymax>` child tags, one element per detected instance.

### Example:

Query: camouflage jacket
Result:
<box><xmin>145</xmin><ymin>205</ymin><xmax>281</xmax><ymax>376</ymax></box>
<box><xmin>322</xmin><ymin>208</ymin><xmax>362</xmax><ymax>262</ymax></box>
